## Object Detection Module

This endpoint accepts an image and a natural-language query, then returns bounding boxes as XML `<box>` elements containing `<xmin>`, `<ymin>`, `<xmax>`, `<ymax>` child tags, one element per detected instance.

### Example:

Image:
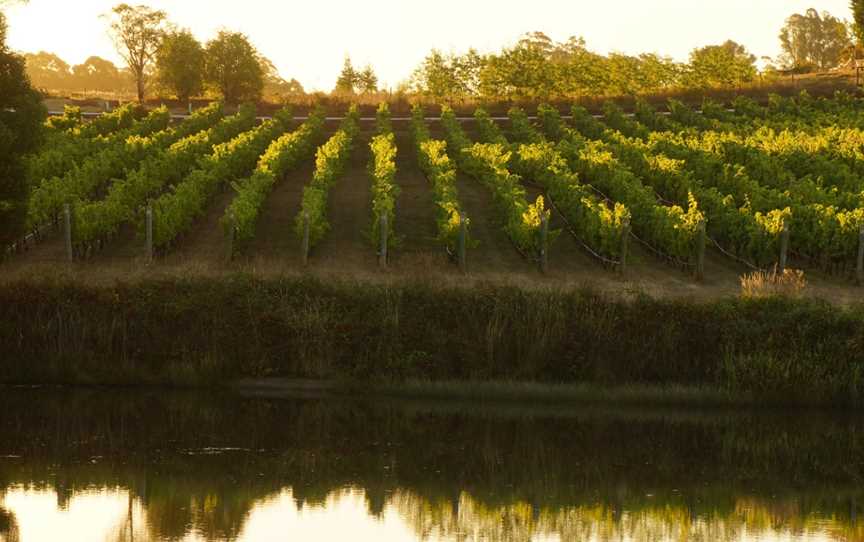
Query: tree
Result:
<box><xmin>409</xmin><ymin>50</ymin><xmax>461</xmax><ymax>99</ymax></box>
<box><xmin>22</xmin><ymin>51</ymin><xmax>71</xmax><ymax>90</ymax></box>
<box><xmin>260</xmin><ymin>56</ymin><xmax>304</xmax><ymax>99</ymax></box>
<box><xmin>478</xmin><ymin>40</ymin><xmax>556</xmax><ymax>100</ymax></box>
<box><xmin>156</xmin><ymin>29</ymin><xmax>204</xmax><ymax>101</ymax></box>
<box><xmin>853</xmin><ymin>0</ymin><xmax>864</xmax><ymax>45</ymax></box>
<box><xmin>105</xmin><ymin>3</ymin><xmax>167</xmax><ymax>102</ymax></box>
<box><xmin>0</xmin><ymin>9</ymin><xmax>45</xmax><ymax>246</ymax></box>
<box><xmin>357</xmin><ymin>65</ymin><xmax>378</xmax><ymax>93</ymax></box>
<box><xmin>779</xmin><ymin>8</ymin><xmax>851</xmax><ymax>69</ymax></box>
<box><xmin>685</xmin><ymin>40</ymin><xmax>756</xmax><ymax>88</ymax></box>
<box><xmin>334</xmin><ymin>56</ymin><xmax>357</xmax><ymax>94</ymax></box>
<box><xmin>72</xmin><ymin>56</ymin><xmax>126</xmax><ymax>92</ymax></box>
<box><xmin>204</xmin><ymin>30</ymin><xmax>264</xmax><ymax>103</ymax></box>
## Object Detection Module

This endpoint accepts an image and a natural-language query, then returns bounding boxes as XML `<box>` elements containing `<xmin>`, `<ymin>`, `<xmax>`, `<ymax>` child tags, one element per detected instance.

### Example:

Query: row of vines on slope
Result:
<box><xmin>69</xmin><ymin>103</ymin><xmax>253</xmax><ymax>252</ymax></box>
<box><xmin>536</xmin><ymin>105</ymin><xmax>706</xmax><ymax>268</ymax></box>
<box><xmin>441</xmin><ymin>106</ymin><xmax>552</xmax><ymax>261</ymax></box>
<box><xmin>584</xmin><ymin>104</ymin><xmax>864</xmax><ymax>271</ymax></box>
<box><xmin>506</xmin><ymin>107</ymin><xmax>631</xmax><ymax>266</ymax></box>
<box><xmin>294</xmin><ymin>105</ymin><xmax>360</xmax><ymax>251</ymax></box>
<box><xmin>411</xmin><ymin>105</ymin><xmax>467</xmax><ymax>255</ymax></box>
<box><xmin>220</xmin><ymin>107</ymin><xmax>326</xmax><ymax>253</ymax></box>
<box><xmin>369</xmin><ymin>103</ymin><xmax>399</xmax><ymax>253</ymax></box>
<box><xmin>26</xmin><ymin>105</ymin><xmax>180</xmax><ymax>227</ymax></box>
<box><xmin>566</xmin><ymin>105</ymin><xmax>785</xmax><ymax>269</ymax></box>
<box><xmin>143</xmin><ymin>107</ymin><xmax>299</xmax><ymax>252</ymax></box>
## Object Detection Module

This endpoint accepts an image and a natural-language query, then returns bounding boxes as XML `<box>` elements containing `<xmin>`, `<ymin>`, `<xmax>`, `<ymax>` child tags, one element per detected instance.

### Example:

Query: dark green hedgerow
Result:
<box><xmin>0</xmin><ymin>275</ymin><xmax>862</xmax><ymax>403</ymax></box>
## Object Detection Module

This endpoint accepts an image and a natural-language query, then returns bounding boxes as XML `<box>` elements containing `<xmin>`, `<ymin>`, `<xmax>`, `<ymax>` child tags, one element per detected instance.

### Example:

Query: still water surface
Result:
<box><xmin>0</xmin><ymin>388</ymin><xmax>861</xmax><ymax>542</ymax></box>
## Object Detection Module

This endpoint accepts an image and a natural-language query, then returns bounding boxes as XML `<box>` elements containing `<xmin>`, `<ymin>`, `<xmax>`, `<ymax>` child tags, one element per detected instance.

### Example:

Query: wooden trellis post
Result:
<box><xmin>539</xmin><ymin>213</ymin><xmax>549</xmax><ymax>274</ymax></box>
<box><xmin>779</xmin><ymin>223</ymin><xmax>790</xmax><ymax>273</ymax></box>
<box><xmin>301</xmin><ymin>211</ymin><xmax>310</xmax><ymax>267</ymax></box>
<box><xmin>695</xmin><ymin>220</ymin><xmax>706</xmax><ymax>282</ymax></box>
<box><xmin>145</xmin><ymin>205</ymin><xmax>153</xmax><ymax>264</ymax></box>
<box><xmin>379</xmin><ymin>214</ymin><xmax>389</xmax><ymax>268</ymax></box>
<box><xmin>63</xmin><ymin>204</ymin><xmax>73</xmax><ymax>262</ymax></box>
<box><xmin>457</xmin><ymin>212</ymin><xmax>467</xmax><ymax>272</ymax></box>
<box><xmin>619</xmin><ymin>219</ymin><xmax>630</xmax><ymax>275</ymax></box>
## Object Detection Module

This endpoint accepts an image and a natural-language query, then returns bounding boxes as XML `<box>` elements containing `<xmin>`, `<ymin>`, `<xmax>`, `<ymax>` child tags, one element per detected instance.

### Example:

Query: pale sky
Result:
<box><xmin>2</xmin><ymin>0</ymin><xmax>853</xmax><ymax>92</ymax></box>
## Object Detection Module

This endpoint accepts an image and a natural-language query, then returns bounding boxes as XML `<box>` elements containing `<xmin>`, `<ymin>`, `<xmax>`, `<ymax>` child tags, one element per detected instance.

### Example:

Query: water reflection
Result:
<box><xmin>0</xmin><ymin>389</ymin><xmax>861</xmax><ymax>541</ymax></box>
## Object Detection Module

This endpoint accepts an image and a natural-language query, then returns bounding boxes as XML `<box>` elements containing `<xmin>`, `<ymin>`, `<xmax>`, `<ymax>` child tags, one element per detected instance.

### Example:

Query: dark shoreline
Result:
<box><xmin>1</xmin><ymin>274</ymin><xmax>863</xmax><ymax>406</ymax></box>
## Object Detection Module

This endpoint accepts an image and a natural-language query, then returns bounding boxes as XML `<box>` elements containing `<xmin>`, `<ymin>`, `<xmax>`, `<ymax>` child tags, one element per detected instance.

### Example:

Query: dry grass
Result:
<box><xmin>740</xmin><ymin>267</ymin><xmax>807</xmax><ymax>299</ymax></box>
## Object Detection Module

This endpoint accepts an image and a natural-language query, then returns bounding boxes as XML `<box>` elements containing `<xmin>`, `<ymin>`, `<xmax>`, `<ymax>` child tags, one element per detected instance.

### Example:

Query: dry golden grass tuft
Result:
<box><xmin>740</xmin><ymin>267</ymin><xmax>807</xmax><ymax>299</ymax></box>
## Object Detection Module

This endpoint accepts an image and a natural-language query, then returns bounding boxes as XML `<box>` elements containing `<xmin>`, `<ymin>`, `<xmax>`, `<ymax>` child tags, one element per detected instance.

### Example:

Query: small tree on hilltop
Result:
<box><xmin>685</xmin><ymin>40</ymin><xmax>756</xmax><ymax>88</ymax></box>
<box><xmin>779</xmin><ymin>8</ymin><xmax>851</xmax><ymax>70</ymax></box>
<box><xmin>105</xmin><ymin>3</ymin><xmax>168</xmax><ymax>102</ymax></box>
<box><xmin>156</xmin><ymin>29</ymin><xmax>205</xmax><ymax>102</ymax></box>
<box><xmin>204</xmin><ymin>30</ymin><xmax>264</xmax><ymax>104</ymax></box>
<box><xmin>357</xmin><ymin>65</ymin><xmax>378</xmax><ymax>93</ymax></box>
<box><xmin>334</xmin><ymin>56</ymin><xmax>357</xmax><ymax>94</ymax></box>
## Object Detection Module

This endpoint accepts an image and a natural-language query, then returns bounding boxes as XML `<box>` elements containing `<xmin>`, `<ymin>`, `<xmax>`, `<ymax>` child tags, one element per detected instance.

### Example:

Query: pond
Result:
<box><xmin>0</xmin><ymin>388</ymin><xmax>861</xmax><ymax>541</ymax></box>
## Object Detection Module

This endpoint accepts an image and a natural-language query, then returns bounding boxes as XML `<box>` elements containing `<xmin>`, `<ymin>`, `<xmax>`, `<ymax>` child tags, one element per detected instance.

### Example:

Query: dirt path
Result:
<box><xmin>159</xmin><ymin>188</ymin><xmax>236</xmax><ymax>271</ymax></box>
<box><xmin>387</xmin><ymin>129</ymin><xmax>441</xmax><ymax>272</ymax></box>
<box><xmin>309</xmin><ymin>129</ymin><xmax>377</xmax><ymax>271</ymax></box>
<box><xmin>238</xmin><ymin>160</ymin><xmax>316</xmax><ymax>271</ymax></box>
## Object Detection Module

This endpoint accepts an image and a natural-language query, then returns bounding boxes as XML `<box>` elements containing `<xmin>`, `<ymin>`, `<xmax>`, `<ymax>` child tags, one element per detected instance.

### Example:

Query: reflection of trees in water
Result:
<box><xmin>390</xmin><ymin>490</ymin><xmax>863</xmax><ymax>542</ymax></box>
<box><xmin>1</xmin><ymin>390</ymin><xmax>864</xmax><ymax>541</ymax></box>
<box><xmin>0</xmin><ymin>504</ymin><xmax>20</xmax><ymax>542</ymax></box>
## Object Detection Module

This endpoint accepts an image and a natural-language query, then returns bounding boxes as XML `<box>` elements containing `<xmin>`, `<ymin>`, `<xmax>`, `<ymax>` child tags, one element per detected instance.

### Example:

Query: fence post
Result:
<box><xmin>188</xmin><ymin>101</ymin><xmax>193</xmax><ymax>115</ymax></box>
<box><xmin>457</xmin><ymin>212</ymin><xmax>467</xmax><ymax>273</ymax></box>
<box><xmin>695</xmin><ymin>220</ymin><xmax>706</xmax><ymax>282</ymax></box>
<box><xmin>857</xmin><ymin>224</ymin><xmax>864</xmax><ymax>286</ymax></box>
<box><xmin>301</xmin><ymin>211</ymin><xmax>310</xmax><ymax>267</ymax></box>
<box><xmin>779</xmin><ymin>222</ymin><xmax>790</xmax><ymax>273</ymax></box>
<box><xmin>619</xmin><ymin>219</ymin><xmax>630</xmax><ymax>275</ymax></box>
<box><xmin>225</xmin><ymin>215</ymin><xmax>235</xmax><ymax>262</ymax></box>
<box><xmin>145</xmin><ymin>205</ymin><xmax>153</xmax><ymax>264</ymax></box>
<box><xmin>63</xmin><ymin>203</ymin><xmax>73</xmax><ymax>262</ymax></box>
<box><xmin>379</xmin><ymin>213</ymin><xmax>389</xmax><ymax>268</ymax></box>
<box><xmin>539</xmin><ymin>212</ymin><xmax>549</xmax><ymax>273</ymax></box>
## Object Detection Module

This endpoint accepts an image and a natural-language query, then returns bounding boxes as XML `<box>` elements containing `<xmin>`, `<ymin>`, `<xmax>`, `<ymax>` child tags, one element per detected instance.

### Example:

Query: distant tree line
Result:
<box><xmin>23</xmin><ymin>4</ymin><xmax>304</xmax><ymax>103</ymax></box>
<box><xmin>409</xmin><ymin>8</ymin><xmax>859</xmax><ymax>102</ymax></box>
<box><xmin>16</xmin><ymin>3</ymin><xmax>864</xmax><ymax>104</ymax></box>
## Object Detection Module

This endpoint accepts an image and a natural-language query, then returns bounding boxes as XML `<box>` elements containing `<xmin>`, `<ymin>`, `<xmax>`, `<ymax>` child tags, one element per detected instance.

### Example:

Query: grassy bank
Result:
<box><xmin>1</xmin><ymin>274</ymin><xmax>863</xmax><ymax>405</ymax></box>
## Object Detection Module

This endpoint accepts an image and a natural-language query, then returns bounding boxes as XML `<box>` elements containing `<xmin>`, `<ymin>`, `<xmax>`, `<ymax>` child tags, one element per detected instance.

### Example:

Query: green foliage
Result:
<box><xmin>508</xmin><ymin>107</ymin><xmax>630</xmax><ymax>261</ymax></box>
<box><xmin>684</xmin><ymin>40</ymin><xmax>757</xmax><ymax>88</ymax></box>
<box><xmin>106</xmin><ymin>3</ymin><xmax>168</xmax><ymax>101</ymax></box>
<box><xmin>375</xmin><ymin>102</ymin><xmax>391</xmax><ymax>135</ymax></box>
<box><xmin>156</xmin><ymin>29</ymin><xmax>205</xmax><ymax>101</ymax></box>
<box><xmin>70</xmin><ymin>103</ymin><xmax>250</xmax><ymax>247</ymax></box>
<box><xmin>779</xmin><ymin>8</ymin><xmax>852</xmax><ymax>70</ymax></box>
<box><xmin>441</xmin><ymin>106</ymin><xmax>551</xmax><ymax>257</ymax></box>
<box><xmin>368</xmin><ymin>108</ymin><xmax>399</xmax><ymax>250</ymax></box>
<box><xmin>411</xmin><ymin>106</ymin><xmax>466</xmax><ymax>251</ymax></box>
<box><xmin>0</xmin><ymin>10</ymin><xmax>45</xmax><ymax>245</ymax></box>
<box><xmin>552</xmin><ymin>106</ymin><xmax>704</xmax><ymax>263</ymax></box>
<box><xmin>27</xmin><ymin>105</ymin><xmax>173</xmax><ymax>228</ymax></box>
<box><xmin>44</xmin><ymin>105</ymin><xmax>83</xmax><ymax>132</ymax></box>
<box><xmin>151</xmin><ymin>106</ymin><xmax>299</xmax><ymax>251</ymax></box>
<box><xmin>221</xmin><ymin>108</ymin><xmax>324</xmax><ymax>251</ymax></box>
<box><xmin>854</xmin><ymin>0</ymin><xmax>864</xmax><ymax>45</ymax></box>
<box><xmin>409</xmin><ymin>32</ymin><xmax>761</xmax><ymax>100</ymax></box>
<box><xmin>295</xmin><ymin>106</ymin><xmax>359</xmax><ymax>248</ymax></box>
<box><xmin>205</xmin><ymin>31</ymin><xmax>264</xmax><ymax>103</ymax></box>
<box><xmin>77</xmin><ymin>102</ymin><xmax>144</xmax><ymax>138</ymax></box>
